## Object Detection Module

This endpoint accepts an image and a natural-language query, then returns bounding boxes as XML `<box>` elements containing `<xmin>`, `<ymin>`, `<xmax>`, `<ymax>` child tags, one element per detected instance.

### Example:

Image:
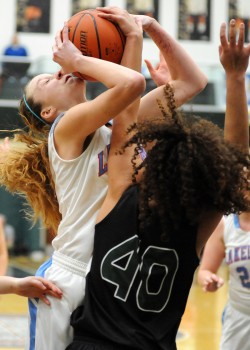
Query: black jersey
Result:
<box><xmin>69</xmin><ymin>185</ymin><xmax>199</xmax><ymax>350</ymax></box>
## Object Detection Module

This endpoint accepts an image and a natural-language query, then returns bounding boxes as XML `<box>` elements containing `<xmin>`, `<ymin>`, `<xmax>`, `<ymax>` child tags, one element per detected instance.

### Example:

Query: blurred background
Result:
<box><xmin>0</xmin><ymin>1</ymin><xmax>249</xmax><ymax>348</ymax></box>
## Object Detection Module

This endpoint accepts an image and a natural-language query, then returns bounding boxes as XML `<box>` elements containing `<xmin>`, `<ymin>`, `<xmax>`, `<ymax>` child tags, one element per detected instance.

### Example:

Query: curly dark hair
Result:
<box><xmin>123</xmin><ymin>85</ymin><xmax>250</xmax><ymax>240</ymax></box>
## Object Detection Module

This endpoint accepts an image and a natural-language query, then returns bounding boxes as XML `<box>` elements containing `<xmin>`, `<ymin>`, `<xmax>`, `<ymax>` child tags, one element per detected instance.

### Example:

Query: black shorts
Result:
<box><xmin>66</xmin><ymin>337</ymin><xmax>137</xmax><ymax>350</ymax></box>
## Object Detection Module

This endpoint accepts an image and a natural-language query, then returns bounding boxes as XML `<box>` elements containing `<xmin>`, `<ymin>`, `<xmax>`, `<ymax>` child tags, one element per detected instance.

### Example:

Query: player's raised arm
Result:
<box><xmin>220</xmin><ymin>19</ymin><xmax>250</xmax><ymax>151</ymax></box>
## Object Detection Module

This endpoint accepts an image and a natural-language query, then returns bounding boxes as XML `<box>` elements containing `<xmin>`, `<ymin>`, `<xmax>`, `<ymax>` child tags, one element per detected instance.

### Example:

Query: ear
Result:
<box><xmin>41</xmin><ymin>106</ymin><xmax>57</xmax><ymax>122</ymax></box>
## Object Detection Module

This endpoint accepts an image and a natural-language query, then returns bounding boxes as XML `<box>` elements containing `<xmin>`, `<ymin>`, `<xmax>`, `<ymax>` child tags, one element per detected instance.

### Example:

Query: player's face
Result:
<box><xmin>26</xmin><ymin>72</ymin><xmax>85</xmax><ymax>118</ymax></box>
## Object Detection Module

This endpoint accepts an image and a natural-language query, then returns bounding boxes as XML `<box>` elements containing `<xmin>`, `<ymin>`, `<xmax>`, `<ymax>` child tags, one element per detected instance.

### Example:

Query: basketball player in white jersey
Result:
<box><xmin>198</xmin><ymin>20</ymin><xmax>250</xmax><ymax>348</ymax></box>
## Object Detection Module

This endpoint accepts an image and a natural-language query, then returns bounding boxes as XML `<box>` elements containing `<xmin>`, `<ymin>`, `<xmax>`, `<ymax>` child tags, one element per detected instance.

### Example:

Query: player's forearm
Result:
<box><xmin>224</xmin><ymin>73</ymin><xmax>249</xmax><ymax>152</ymax></box>
<box><xmin>144</xmin><ymin>19</ymin><xmax>207</xmax><ymax>94</ymax></box>
<box><xmin>118</xmin><ymin>33</ymin><xmax>143</xmax><ymax>126</ymax></box>
<box><xmin>0</xmin><ymin>276</ymin><xmax>16</xmax><ymax>294</ymax></box>
<box><xmin>0</xmin><ymin>254</ymin><xmax>8</xmax><ymax>275</ymax></box>
<box><xmin>121</xmin><ymin>32</ymin><xmax>143</xmax><ymax>73</ymax></box>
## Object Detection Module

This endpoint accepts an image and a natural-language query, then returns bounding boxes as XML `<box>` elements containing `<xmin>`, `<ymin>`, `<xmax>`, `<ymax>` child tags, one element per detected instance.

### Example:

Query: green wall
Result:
<box><xmin>0</xmin><ymin>187</ymin><xmax>41</xmax><ymax>253</ymax></box>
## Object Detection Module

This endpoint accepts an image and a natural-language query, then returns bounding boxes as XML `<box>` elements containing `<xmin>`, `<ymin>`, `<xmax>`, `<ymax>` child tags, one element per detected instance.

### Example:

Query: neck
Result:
<box><xmin>238</xmin><ymin>212</ymin><xmax>250</xmax><ymax>231</ymax></box>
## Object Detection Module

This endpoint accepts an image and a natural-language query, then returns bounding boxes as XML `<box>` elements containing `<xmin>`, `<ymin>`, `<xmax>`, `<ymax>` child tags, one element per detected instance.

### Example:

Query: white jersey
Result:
<box><xmin>28</xmin><ymin>115</ymin><xmax>111</xmax><ymax>350</ymax></box>
<box><xmin>224</xmin><ymin>214</ymin><xmax>250</xmax><ymax>313</ymax></box>
<box><xmin>49</xmin><ymin>119</ymin><xmax>111</xmax><ymax>261</ymax></box>
<box><xmin>220</xmin><ymin>214</ymin><xmax>250</xmax><ymax>350</ymax></box>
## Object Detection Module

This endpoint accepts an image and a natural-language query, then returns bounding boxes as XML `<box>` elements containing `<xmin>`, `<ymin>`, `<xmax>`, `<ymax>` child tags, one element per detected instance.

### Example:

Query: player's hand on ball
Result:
<box><xmin>52</xmin><ymin>22</ymin><xmax>82</xmax><ymax>75</ymax></box>
<box><xmin>97</xmin><ymin>6</ymin><xmax>142</xmax><ymax>38</ymax></box>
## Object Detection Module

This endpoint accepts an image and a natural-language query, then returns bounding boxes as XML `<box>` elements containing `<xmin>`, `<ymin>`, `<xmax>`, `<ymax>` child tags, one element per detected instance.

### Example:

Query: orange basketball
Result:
<box><xmin>67</xmin><ymin>9</ymin><xmax>126</xmax><ymax>80</ymax></box>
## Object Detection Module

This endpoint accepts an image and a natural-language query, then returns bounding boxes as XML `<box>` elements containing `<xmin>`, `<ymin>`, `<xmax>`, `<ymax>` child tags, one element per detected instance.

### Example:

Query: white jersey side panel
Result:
<box><xmin>224</xmin><ymin>214</ymin><xmax>250</xmax><ymax>313</ymax></box>
<box><xmin>48</xmin><ymin>124</ymin><xmax>111</xmax><ymax>262</ymax></box>
<box><xmin>221</xmin><ymin>215</ymin><xmax>250</xmax><ymax>350</ymax></box>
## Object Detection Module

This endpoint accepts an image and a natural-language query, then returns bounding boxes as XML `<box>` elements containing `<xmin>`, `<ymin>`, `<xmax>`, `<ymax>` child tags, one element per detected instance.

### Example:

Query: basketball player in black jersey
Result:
<box><xmin>66</xmin><ymin>20</ymin><xmax>250</xmax><ymax>350</ymax></box>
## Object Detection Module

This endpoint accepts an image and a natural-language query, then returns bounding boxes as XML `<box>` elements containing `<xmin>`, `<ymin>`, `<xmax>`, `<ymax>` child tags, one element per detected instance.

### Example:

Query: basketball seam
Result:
<box><xmin>113</xmin><ymin>23</ymin><xmax>126</xmax><ymax>50</ymax></box>
<box><xmin>71</xmin><ymin>14</ymin><xmax>85</xmax><ymax>44</ymax></box>
<box><xmin>91</xmin><ymin>14</ymin><xmax>102</xmax><ymax>59</ymax></box>
<box><xmin>72</xmin><ymin>12</ymin><xmax>102</xmax><ymax>59</ymax></box>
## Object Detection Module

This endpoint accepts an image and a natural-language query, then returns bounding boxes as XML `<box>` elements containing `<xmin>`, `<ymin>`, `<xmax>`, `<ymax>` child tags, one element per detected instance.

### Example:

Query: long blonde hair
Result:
<box><xmin>0</xmin><ymin>96</ymin><xmax>61</xmax><ymax>235</ymax></box>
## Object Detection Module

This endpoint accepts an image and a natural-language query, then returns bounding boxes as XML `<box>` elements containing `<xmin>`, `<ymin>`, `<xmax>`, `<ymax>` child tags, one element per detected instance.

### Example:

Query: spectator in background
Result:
<box><xmin>3</xmin><ymin>33</ymin><xmax>28</xmax><ymax>57</ymax></box>
<box><xmin>0</xmin><ymin>215</ymin><xmax>8</xmax><ymax>275</ymax></box>
<box><xmin>1</xmin><ymin>33</ymin><xmax>29</xmax><ymax>92</ymax></box>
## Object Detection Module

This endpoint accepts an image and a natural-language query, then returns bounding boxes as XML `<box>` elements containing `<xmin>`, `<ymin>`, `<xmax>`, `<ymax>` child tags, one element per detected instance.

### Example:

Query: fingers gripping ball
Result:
<box><xmin>67</xmin><ymin>9</ymin><xmax>126</xmax><ymax>80</ymax></box>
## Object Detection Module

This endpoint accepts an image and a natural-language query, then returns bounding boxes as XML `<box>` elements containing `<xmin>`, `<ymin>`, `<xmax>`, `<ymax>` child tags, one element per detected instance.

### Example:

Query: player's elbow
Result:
<box><xmin>194</xmin><ymin>74</ymin><xmax>208</xmax><ymax>95</ymax></box>
<box><xmin>180</xmin><ymin>74</ymin><xmax>208</xmax><ymax>105</ymax></box>
<box><xmin>124</xmin><ymin>73</ymin><xmax>146</xmax><ymax>97</ymax></box>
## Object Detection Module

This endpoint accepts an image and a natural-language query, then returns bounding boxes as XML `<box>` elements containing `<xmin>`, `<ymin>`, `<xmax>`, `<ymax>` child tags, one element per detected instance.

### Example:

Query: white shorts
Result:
<box><xmin>220</xmin><ymin>302</ymin><xmax>250</xmax><ymax>350</ymax></box>
<box><xmin>26</xmin><ymin>251</ymin><xmax>88</xmax><ymax>350</ymax></box>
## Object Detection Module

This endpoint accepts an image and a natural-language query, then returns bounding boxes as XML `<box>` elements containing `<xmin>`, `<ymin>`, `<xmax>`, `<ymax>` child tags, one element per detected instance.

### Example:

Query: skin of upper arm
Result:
<box><xmin>104</xmin><ymin>109</ymin><xmax>137</xmax><ymax>201</ymax></box>
<box><xmin>199</xmin><ymin>218</ymin><xmax>226</xmax><ymax>273</ymax></box>
<box><xmin>138</xmin><ymin>76</ymin><xmax>205</xmax><ymax>125</ymax></box>
<box><xmin>97</xmin><ymin>108</ymin><xmax>141</xmax><ymax>223</ymax></box>
<box><xmin>96</xmin><ymin>141</ymin><xmax>134</xmax><ymax>223</ymax></box>
<box><xmin>54</xmin><ymin>88</ymin><xmax>128</xmax><ymax>159</ymax></box>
